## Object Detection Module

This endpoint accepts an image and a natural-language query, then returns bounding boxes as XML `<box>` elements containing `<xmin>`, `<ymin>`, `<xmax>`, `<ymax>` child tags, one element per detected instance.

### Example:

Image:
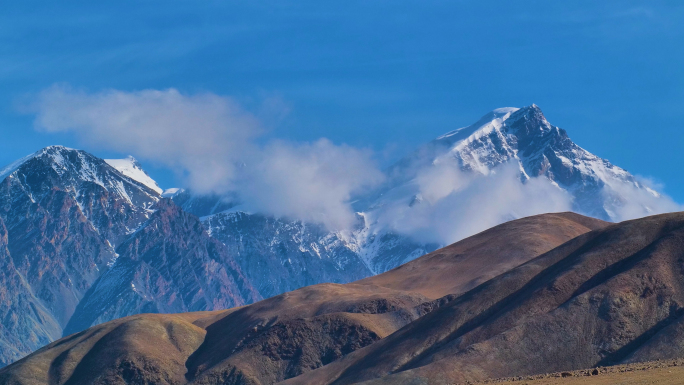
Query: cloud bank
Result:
<box><xmin>29</xmin><ymin>85</ymin><xmax>682</xmax><ymax>243</ymax></box>
<box><xmin>33</xmin><ymin>85</ymin><xmax>261</xmax><ymax>193</ymax></box>
<box><xmin>375</xmin><ymin>162</ymin><xmax>574</xmax><ymax>244</ymax></box>
<box><xmin>31</xmin><ymin>85</ymin><xmax>383</xmax><ymax>229</ymax></box>
<box><xmin>239</xmin><ymin>139</ymin><xmax>383</xmax><ymax>229</ymax></box>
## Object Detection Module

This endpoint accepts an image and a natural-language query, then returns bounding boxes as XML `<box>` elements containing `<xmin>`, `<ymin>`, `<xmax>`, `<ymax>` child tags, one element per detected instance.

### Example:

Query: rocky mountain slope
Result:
<box><xmin>358</xmin><ymin>212</ymin><xmax>608</xmax><ymax>299</ymax></box>
<box><xmin>201</xmin><ymin>212</ymin><xmax>372</xmax><ymax>299</ymax></box>
<box><xmin>63</xmin><ymin>199</ymin><xmax>260</xmax><ymax>336</ymax></box>
<box><xmin>288</xmin><ymin>212</ymin><xmax>684</xmax><ymax>385</ymax></box>
<box><xmin>0</xmin><ymin>146</ymin><xmax>161</xmax><ymax>366</ymax></box>
<box><xmin>0</xmin><ymin>212</ymin><xmax>611</xmax><ymax>384</ymax></box>
<box><xmin>0</xmin><ymin>147</ymin><xmax>259</xmax><ymax>366</ymax></box>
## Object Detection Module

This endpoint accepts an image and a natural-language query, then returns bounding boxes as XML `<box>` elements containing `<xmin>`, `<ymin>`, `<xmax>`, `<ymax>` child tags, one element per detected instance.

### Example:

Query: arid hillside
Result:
<box><xmin>288</xmin><ymin>212</ymin><xmax>684</xmax><ymax>384</ymax></box>
<box><xmin>17</xmin><ymin>211</ymin><xmax>684</xmax><ymax>385</ymax></box>
<box><xmin>358</xmin><ymin>212</ymin><xmax>608</xmax><ymax>299</ymax></box>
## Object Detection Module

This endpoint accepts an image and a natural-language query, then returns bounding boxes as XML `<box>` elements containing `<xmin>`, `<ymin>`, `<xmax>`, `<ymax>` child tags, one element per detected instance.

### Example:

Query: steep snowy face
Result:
<box><xmin>442</xmin><ymin>104</ymin><xmax>610</xmax><ymax>184</ymax></box>
<box><xmin>105</xmin><ymin>156</ymin><xmax>163</xmax><ymax>195</ymax></box>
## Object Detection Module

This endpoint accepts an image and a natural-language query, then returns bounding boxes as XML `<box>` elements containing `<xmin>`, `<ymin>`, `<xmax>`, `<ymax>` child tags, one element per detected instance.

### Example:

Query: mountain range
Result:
<box><xmin>0</xmin><ymin>104</ymin><xmax>674</xmax><ymax>367</ymax></box>
<box><xmin>6</xmin><ymin>210</ymin><xmax>684</xmax><ymax>384</ymax></box>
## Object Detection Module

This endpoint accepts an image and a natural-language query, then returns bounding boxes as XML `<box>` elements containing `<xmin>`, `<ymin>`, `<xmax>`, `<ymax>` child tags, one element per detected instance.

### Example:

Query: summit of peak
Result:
<box><xmin>38</xmin><ymin>145</ymin><xmax>79</xmax><ymax>156</ymax></box>
<box><xmin>516</xmin><ymin>103</ymin><xmax>545</xmax><ymax>117</ymax></box>
<box><xmin>0</xmin><ymin>145</ymin><xmax>82</xmax><ymax>181</ymax></box>
<box><xmin>41</xmin><ymin>145</ymin><xmax>74</xmax><ymax>151</ymax></box>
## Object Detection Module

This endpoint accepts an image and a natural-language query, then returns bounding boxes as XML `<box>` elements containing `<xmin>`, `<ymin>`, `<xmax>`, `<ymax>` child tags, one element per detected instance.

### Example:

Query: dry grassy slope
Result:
<box><xmin>357</xmin><ymin>212</ymin><xmax>608</xmax><ymax>299</ymax></box>
<box><xmin>0</xmin><ymin>283</ymin><xmax>429</xmax><ymax>385</ymax></box>
<box><xmin>0</xmin><ymin>212</ymin><xmax>610</xmax><ymax>385</ymax></box>
<box><xmin>285</xmin><ymin>212</ymin><xmax>684</xmax><ymax>385</ymax></box>
<box><xmin>184</xmin><ymin>283</ymin><xmax>430</xmax><ymax>385</ymax></box>
<box><xmin>0</xmin><ymin>312</ymin><xmax>214</xmax><ymax>385</ymax></box>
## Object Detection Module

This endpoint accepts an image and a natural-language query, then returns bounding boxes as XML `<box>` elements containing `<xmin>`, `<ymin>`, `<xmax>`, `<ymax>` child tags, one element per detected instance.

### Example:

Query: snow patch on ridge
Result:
<box><xmin>105</xmin><ymin>156</ymin><xmax>163</xmax><ymax>194</ymax></box>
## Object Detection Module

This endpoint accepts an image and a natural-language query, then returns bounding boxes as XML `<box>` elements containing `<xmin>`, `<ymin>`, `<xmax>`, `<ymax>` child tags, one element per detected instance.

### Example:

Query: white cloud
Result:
<box><xmin>374</xmin><ymin>162</ymin><xmax>574</xmax><ymax>245</ymax></box>
<box><xmin>33</xmin><ymin>84</ymin><xmax>261</xmax><ymax>193</ymax></box>
<box><xmin>30</xmin><ymin>85</ymin><xmax>383</xmax><ymax>229</ymax></box>
<box><xmin>240</xmin><ymin>139</ymin><xmax>384</xmax><ymax>229</ymax></box>
<box><xmin>601</xmin><ymin>176</ymin><xmax>682</xmax><ymax>222</ymax></box>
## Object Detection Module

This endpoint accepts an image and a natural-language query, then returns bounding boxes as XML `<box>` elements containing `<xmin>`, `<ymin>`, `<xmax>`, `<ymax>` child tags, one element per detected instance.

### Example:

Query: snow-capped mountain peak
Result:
<box><xmin>105</xmin><ymin>156</ymin><xmax>163</xmax><ymax>194</ymax></box>
<box><xmin>388</xmin><ymin>104</ymin><xmax>674</xmax><ymax>222</ymax></box>
<box><xmin>0</xmin><ymin>145</ymin><xmax>74</xmax><ymax>181</ymax></box>
<box><xmin>1</xmin><ymin>145</ymin><xmax>161</xmax><ymax>243</ymax></box>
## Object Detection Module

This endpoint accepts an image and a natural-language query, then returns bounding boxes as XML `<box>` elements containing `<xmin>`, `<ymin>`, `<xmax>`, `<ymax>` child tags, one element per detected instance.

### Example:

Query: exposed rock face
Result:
<box><xmin>64</xmin><ymin>199</ymin><xmax>261</xmax><ymax>336</ymax></box>
<box><xmin>0</xmin><ymin>146</ymin><xmax>160</xmax><ymax>244</ymax></box>
<box><xmin>0</xmin><ymin>216</ymin><xmax>61</xmax><ymax>368</ymax></box>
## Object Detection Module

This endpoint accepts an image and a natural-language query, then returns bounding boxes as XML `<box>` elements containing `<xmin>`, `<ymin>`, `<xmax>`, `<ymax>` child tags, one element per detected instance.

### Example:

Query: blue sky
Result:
<box><xmin>1</xmin><ymin>1</ymin><xmax>683</xmax><ymax>199</ymax></box>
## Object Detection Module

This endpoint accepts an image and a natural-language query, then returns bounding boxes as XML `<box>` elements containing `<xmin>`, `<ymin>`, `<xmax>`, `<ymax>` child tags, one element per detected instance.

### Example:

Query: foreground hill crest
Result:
<box><xmin>7</xmin><ymin>212</ymin><xmax>684</xmax><ymax>384</ymax></box>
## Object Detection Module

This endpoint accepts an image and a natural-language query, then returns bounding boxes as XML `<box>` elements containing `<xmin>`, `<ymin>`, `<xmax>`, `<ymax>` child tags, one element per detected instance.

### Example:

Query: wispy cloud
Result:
<box><xmin>601</xmin><ymin>175</ymin><xmax>682</xmax><ymax>222</ymax></box>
